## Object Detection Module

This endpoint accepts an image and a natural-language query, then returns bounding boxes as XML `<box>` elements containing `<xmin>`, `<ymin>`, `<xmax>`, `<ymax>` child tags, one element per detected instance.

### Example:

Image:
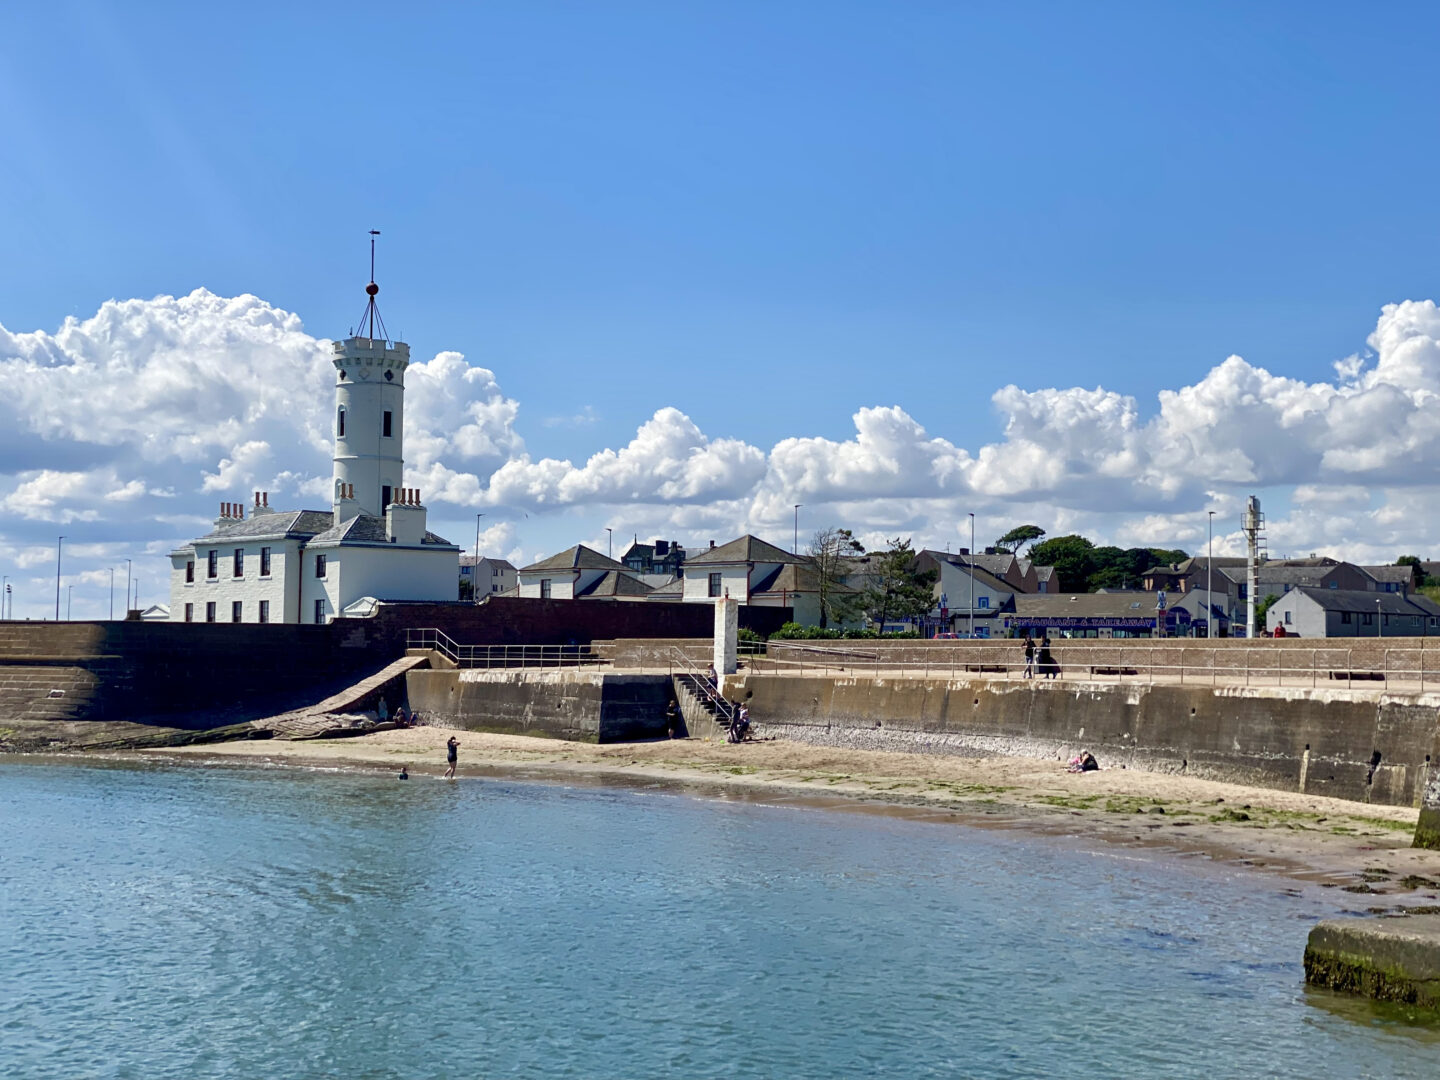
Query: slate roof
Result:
<box><xmin>750</xmin><ymin>562</ymin><xmax>835</xmax><ymax>596</ymax></box>
<box><xmin>687</xmin><ymin>535</ymin><xmax>799</xmax><ymax>566</ymax></box>
<box><xmin>573</xmin><ymin>570</ymin><xmax>655</xmax><ymax>598</ymax></box>
<box><xmin>520</xmin><ymin>544</ymin><xmax>627</xmax><ymax>573</ymax></box>
<box><xmin>306</xmin><ymin>513</ymin><xmax>456</xmax><ymax>548</ymax></box>
<box><xmin>460</xmin><ymin>556</ymin><xmax>517</xmax><ymax>570</ymax></box>
<box><xmin>1286</xmin><ymin>588</ymin><xmax>1438</xmax><ymax>616</ymax></box>
<box><xmin>1013</xmin><ymin>593</ymin><xmax>1173</xmax><ymax>619</ymax></box>
<box><xmin>194</xmin><ymin>509</ymin><xmax>335</xmax><ymax>543</ymax></box>
<box><xmin>645</xmin><ymin>576</ymin><xmax>686</xmax><ymax>599</ymax></box>
<box><xmin>1362</xmin><ymin>565</ymin><xmax>1415</xmax><ymax>585</ymax></box>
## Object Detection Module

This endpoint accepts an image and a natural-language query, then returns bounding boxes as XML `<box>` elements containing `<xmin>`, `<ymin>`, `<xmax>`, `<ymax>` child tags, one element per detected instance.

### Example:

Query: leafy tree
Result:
<box><xmin>807</xmin><ymin>527</ymin><xmax>865</xmax><ymax>629</ymax></box>
<box><xmin>995</xmin><ymin>524</ymin><xmax>1046</xmax><ymax>554</ymax></box>
<box><xmin>1396</xmin><ymin>555</ymin><xmax>1425</xmax><ymax>589</ymax></box>
<box><xmin>1255</xmin><ymin>593</ymin><xmax>1282</xmax><ymax>627</ymax></box>
<box><xmin>1027</xmin><ymin>535</ymin><xmax>1097</xmax><ymax>593</ymax></box>
<box><xmin>1086</xmin><ymin>546</ymin><xmax>1190</xmax><ymax>592</ymax></box>
<box><xmin>861</xmin><ymin>538</ymin><xmax>937</xmax><ymax>631</ymax></box>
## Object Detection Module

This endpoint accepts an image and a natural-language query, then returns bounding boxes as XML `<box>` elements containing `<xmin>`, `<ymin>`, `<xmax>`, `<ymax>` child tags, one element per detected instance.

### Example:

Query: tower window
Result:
<box><xmin>337</xmin><ymin>406</ymin><xmax>346</xmax><ymax>438</ymax></box>
<box><xmin>383</xmin><ymin>411</ymin><xmax>393</xmax><ymax>438</ymax></box>
<box><xmin>382</xmin><ymin>485</ymin><xmax>392</xmax><ymax>508</ymax></box>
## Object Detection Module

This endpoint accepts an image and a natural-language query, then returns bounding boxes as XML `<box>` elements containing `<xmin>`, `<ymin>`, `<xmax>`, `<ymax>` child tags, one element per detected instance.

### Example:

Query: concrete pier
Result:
<box><xmin>1305</xmin><ymin>915</ymin><xmax>1440</xmax><ymax>1012</ymax></box>
<box><xmin>1417</xmin><ymin>774</ymin><xmax>1440</xmax><ymax>850</ymax></box>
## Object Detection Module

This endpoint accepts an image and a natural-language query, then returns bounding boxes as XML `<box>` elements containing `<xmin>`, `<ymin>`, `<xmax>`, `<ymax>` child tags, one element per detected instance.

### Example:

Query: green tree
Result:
<box><xmin>1086</xmin><ymin>546</ymin><xmax>1189</xmax><ymax>591</ymax></box>
<box><xmin>1255</xmin><ymin>593</ymin><xmax>1282</xmax><ymax>627</ymax></box>
<box><xmin>861</xmin><ymin>538</ymin><xmax>937</xmax><ymax>631</ymax></box>
<box><xmin>995</xmin><ymin>524</ymin><xmax>1046</xmax><ymax>554</ymax></box>
<box><xmin>1027</xmin><ymin>534</ymin><xmax>1097</xmax><ymax>593</ymax></box>
<box><xmin>1396</xmin><ymin>555</ymin><xmax>1425</xmax><ymax>590</ymax></box>
<box><xmin>807</xmin><ymin>526</ymin><xmax>866</xmax><ymax>629</ymax></box>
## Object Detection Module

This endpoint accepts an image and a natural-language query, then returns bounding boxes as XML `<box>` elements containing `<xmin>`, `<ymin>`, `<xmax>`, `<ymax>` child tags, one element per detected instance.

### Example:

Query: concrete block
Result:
<box><xmin>1305</xmin><ymin>915</ymin><xmax>1440</xmax><ymax>1011</ymax></box>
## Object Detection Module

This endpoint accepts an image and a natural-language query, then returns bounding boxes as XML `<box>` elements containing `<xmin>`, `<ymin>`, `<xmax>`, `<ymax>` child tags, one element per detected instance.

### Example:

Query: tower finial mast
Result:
<box><xmin>357</xmin><ymin>229</ymin><xmax>389</xmax><ymax>341</ymax></box>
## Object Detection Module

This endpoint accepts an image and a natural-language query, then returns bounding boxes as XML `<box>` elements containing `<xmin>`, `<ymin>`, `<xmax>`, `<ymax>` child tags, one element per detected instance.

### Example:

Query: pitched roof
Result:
<box><xmin>306</xmin><ymin>513</ymin><xmax>457</xmax><ymax>548</ymax></box>
<box><xmin>195</xmin><ymin>509</ymin><xmax>335</xmax><ymax>543</ymax></box>
<box><xmin>573</xmin><ymin>570</ymin><xmax>654</xmax><ymax>598</ymax></box>
<box><xmin>687</xmin><ymin>534</ymin><xmax>799</xmax><ymax>566</ymax></box>
<box><xmin>1361</xmin><ymin>565</ymin><xmax>1414</xmax><ymax>584</ymax></box>
<box><xmin>520</xmin><ymin>544</ymin><xmax>627</xmax><ymax>573</ymax></box>
<box><xmin>1013</xmin><ymin>593</ymin><xmax>1174</xmax><ymax>619</ymax></box>
<box><xmin>1286</xmin><ymin>588</ymin><xmax>1435</xmax><ymax>616</ymax></box>
<box><xmin>460</xmin><ymin>556</ymin><xmax>517</xmax><ymax>570</ymax></box>
<box><xmin>750</xmin><ymin>562</ymin><xmax>839</xmax><ymax>596</ymax></box>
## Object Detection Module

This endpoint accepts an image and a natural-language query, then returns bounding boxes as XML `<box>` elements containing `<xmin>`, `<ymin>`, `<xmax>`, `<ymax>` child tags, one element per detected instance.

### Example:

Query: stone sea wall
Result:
<box><xmin>727</xmin><ymin>673</ymin><xmax>1440</xmax><ymax>808</ymax></box>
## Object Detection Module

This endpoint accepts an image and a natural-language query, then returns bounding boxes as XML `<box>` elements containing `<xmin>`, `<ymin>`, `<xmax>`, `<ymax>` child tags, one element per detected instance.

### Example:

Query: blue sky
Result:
<box><xmin>2</xmin><ymin>3</ymin><xmax>1440</xmax><ymax>616</ymax></box>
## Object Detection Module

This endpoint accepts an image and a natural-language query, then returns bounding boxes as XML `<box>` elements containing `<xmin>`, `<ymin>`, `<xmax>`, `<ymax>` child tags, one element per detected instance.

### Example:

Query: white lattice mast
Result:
<box><xmin>1243</xmin><ymin>495</ymin><xmax>1265</xmax><ymax>638</ymax></box>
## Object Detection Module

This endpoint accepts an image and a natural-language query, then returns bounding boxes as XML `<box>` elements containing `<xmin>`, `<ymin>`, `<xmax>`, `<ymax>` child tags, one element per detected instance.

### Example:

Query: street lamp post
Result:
<box><xmin>968</xmin><ymin>513</ymin><xmax>975</xmax><ymax>640</ymax></box>
<box><xmin>793</xmin><ymin>505</ymin><xmax>803</xmax><ymax>554</ymax></box>
<box><xmin>55</xmin><ymin>536</ymin><xmax>64</xmax><ymax>621</ymax></box>
<box><xmin>1207</xmin><ymin>510</ymin><xmax>1215</xmax><ymax>639</ymax></box>
<box><xmin>125</xmin><ymin>559</ymin><xmax>132</xmax><ymax>617</ymax></box>
<box><xmin>109</xmin><ymin>568</ymin><xmax>115</xmax><ymax>620</ymax></box>
<box><xmin>67</xmin><ymin>585</ymin><xmax>73</xmax><ymax>621</ymax></box>
<box><xmin>473</xmin><ymin>513</ymin><xmax>485</xmax><ymax>604</ymax></box>
<box><xmin>606</xmin><ymin>527</ymin><xmax>613</xmax><ymax>560</ymax></box>
<box><xmin>1378</xmin><ymin>597</ymin><xmax>1383</xmax><ymax>639</ymax></box>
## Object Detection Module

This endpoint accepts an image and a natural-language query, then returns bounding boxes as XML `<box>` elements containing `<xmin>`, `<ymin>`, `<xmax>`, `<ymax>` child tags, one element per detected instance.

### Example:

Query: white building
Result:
<box><xmin>169</xmin><ymin>272</ymin><xmax>459</xmax><ymax>623</ymax></box>
<box><xmin>461</xmin><ymin>556</ymin><xmax>517</xmax><ymax>598</ymax></box>
<box><xmin>516</xmin><ymin>546</ymin><xmax>653</xmax><ymax>600</ymax></box>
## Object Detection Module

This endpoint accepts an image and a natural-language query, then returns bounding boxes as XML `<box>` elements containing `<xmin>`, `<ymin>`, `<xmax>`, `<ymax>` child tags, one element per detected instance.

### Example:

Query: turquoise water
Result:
<box><xmin>1</xmin><ymin>759</ymin><xmax>1436</xmax><ymax>1079</ymax></box>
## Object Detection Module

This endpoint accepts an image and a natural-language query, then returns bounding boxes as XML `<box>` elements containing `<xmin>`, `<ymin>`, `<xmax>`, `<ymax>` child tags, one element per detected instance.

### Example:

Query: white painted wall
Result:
<box><xmin>682</xmin><ymin>564</ymin><xmax>749</xmax><ymax>602</ymax></box>
<box><xmin>304</xmin><ymin>543</ymin><xmax>459</xmax><ymax>623</ymax></box>
<box><xmin>169</xmin><ymin>539</ymin><xmax>304</xmax><ymax>622</ymax></box>
<box><xmin>517</xmin><ymin>570</ymin><xmax>576</xmax><ymax>599</ymax></box>
<box><xmin>331</xmin><ymin>337</ymin><xmax>408</xmax><ymax>520</ymax></box>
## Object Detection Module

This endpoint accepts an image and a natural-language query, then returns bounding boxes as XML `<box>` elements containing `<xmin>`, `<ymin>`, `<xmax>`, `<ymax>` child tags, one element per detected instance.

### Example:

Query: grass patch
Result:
<box><xmin>1398</xmin><ymin>875</ymin><xmax>1440</xmax><ymax>891</ymax></box>
<box><xmin>1210</xmin><ymin>808</ymin><xmax>1253</xmax><ymax>823</ymax></box>
<box><xmin>1033</xmin><ymin>793</ymin><xmax>1103</xmax><ymax>810</ymax></box>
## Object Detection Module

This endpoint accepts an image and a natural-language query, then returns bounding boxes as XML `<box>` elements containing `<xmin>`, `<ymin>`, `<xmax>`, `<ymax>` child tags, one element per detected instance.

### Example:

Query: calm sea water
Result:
<box><xmin>1</xmin><ymin>758</ymin><xmax>1436</xmax><ymax>1079</ymax></box>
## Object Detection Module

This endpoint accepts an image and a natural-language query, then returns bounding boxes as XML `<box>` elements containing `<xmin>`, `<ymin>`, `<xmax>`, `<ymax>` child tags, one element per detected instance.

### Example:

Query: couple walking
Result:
<box><xmin>1022</xmin><ymin>633</ymin><xmax>1059</xmax><ymax>679</ymax></box>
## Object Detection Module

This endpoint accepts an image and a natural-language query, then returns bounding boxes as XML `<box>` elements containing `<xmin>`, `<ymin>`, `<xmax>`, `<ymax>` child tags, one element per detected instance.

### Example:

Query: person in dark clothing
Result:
<box><xmin>398</xmin><ymin>766</ymin><xmax>409</xmax><ymax>780</ymax></box>
<box><xmin>1038</xmin><ymin>636</ymin><xmax>1057</xmax><ymax>679</ymax></box>
<box><xmin>444</xmin><ymin>735</ymin><xmax>459</xmax><ymax>779</ymax></box>
<box><xmin>1022</xmin><ymin>635</ymin><xmax>1035</xmax><ymax>678</ymax></box>
<box><xmin>664</xmin><ymin>698</ymin><xmax>681</xmax><ymax>739</ymax></box>
<box><xmin>1079</xmin><ymin>751</ymin><xmax>1098</xmax><ymax>772</ymax></box>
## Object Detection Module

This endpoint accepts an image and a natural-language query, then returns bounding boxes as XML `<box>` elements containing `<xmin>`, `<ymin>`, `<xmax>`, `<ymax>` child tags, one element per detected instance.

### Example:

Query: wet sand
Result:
<box><xmin>141</xmin><ymin>729</ymin><xmax>1440</xmax><ymax>904</ymax></box>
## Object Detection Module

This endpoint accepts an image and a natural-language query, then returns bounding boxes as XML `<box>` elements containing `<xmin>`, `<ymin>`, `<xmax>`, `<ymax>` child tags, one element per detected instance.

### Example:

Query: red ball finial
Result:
<box><xmin>366</xmin><ymin>282</ymin><xmax>379</xmax><ymax>296</ymax></box>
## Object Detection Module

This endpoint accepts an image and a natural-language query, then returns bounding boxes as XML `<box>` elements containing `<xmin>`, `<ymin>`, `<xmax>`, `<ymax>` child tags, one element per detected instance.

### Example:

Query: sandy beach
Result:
<box><xmin>135</xmin><ymin>728</ymin><xmax>1440</xmax><ymax>905</ymax></box>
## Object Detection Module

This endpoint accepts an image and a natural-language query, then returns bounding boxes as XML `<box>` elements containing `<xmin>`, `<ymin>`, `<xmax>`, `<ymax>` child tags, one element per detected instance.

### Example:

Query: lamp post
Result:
<box><xmin>109</xmin><ymin>568</ymin><xmax>114</xmax><ymax>620</ymax></box>
<box><xmin>67</xmin><ymin>585</ymin><xmax>73</xmax><ymax>621</ymax></box>
<box><xmin>473</xmin><ymin>513</ymin><xmax>485</xmax><ymax>604</ymax></box>
<box><xmin>606</xmin><ymin>527</ymin><xmax>613</xmax><ymax>561</ymax></box>
<box><xmin>968</xmin><ymin>513</ymin><xmax>975</xmax><ymax>640</ymax></box>
<box><xmin>1378</xmin><ymin>597</ymin><xmax>1383</xmax><ymax>639</ymax></box>
<box><xmin>55</xmin><ymin>536</ymin><xmax>64</xmax><ymax>621</ymax></box>
<box><xmin>125</xmin><ymin>558</ymin><xmax>132</xmax><ymax>616</ymax></box>
<box><xmin>1</xmin><ymin>576</ymin><xmax>6</xmax><ymax>621</ymax></box>
<box><xmin>1207</xmin><ymin>510</ymin><xmax>1215</xmax><ymax>639</ymax></box>
<box><xmin>793</xmin><ymin>505</ymin><xmax>803</xmax><ymax>554</ymax></box>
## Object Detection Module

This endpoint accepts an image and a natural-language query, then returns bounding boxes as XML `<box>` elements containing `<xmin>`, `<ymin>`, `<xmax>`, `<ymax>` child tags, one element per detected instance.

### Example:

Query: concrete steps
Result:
<box><xmin>252</xmin><ymin>654</ymin><xmax>429</xmax><ymax>740</ymax></box>
<box><xmin>674</xmin><ymin>673</ymin><xmax>734</xmax><ymax>739</ymax></box>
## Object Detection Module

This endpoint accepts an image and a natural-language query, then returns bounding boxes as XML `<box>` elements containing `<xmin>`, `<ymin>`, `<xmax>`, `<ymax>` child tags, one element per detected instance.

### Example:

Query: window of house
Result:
<box><xmin>207</xmin><ymin>551</ymin><xmax>218</xmax><ymax>579</ymax></box>
<box><xmin>708</xmin><ymin>573</ymin><xmax>722</xmax><ymax>597</ymax></box>
<box><xmin>259</xmin><ymin>600</ymin><xmax>270</xmax><ymax>624</ymax></box>
<box><xmin>1329</xmin><ymin>581</ymin><xmax>1338</xmax><ymax>589</ymax></box>
<box><xmin>314</xmin><ymin>598</ymin><xmax>326</xmax><ymax>625</ymax></box>
<box><xmin>1341</xmin><ymin>611</ymin><xmax>1352</xmax><ymax>624</ymax></box>
<box><xmin>185</xmin><ymin>560</ymin><xmax>194</xmax><ymax>583</ymax></box>
<box><xmin>205</xmin><ymin>602</ymin><xmax>216</xmax><ymax>623</ymax></box>
<box><xmin>233</xmin><ymin>548</ymin><xmax>244</xmax><ymax>577</ymax></box>
<box><xmin>1284</xmin><ymin>611</ymin><xmax>1292</xmax><ymax>624</ymax></box>
<box><xmin>382</xmin><ymin>411</ymin><xmax>393</xmax><ymax>438</ymax></box>
<box><xmin>260</xmin><ymin>547</ymin><xmax>271</xmax><ymax>576</ymax></box>
<box><xmin>1362</xmin><ymin>612</ymin><xmax>1374</xmax><ymax>625</ymax></box>
<box><xmin>540</xmin><ymin>578</ymin><xmax>551</xmax><ymax>599</ymax></box>
<box><xmin>316</xmin><ymin>554</ymin><xmax>327</xmax><ymax>579</ymax></box>
<box><xmin>978</xmin><ymin>596</ymin><xmax>990</xmax><ymax>609</ymax></box>
<box><xmin>337</xmin><ymin>406</ymin><xmax>346</xmax><ymax>437</ymax></box>
<box><xmin>184</xmin><ymin>603</ymin><xmax>193</xmax><ymax>623</ymax></box>
<box><xmin>232</xmin><ymin>601</ymin><xmax>242</xmax><ymax>623</ymax></box>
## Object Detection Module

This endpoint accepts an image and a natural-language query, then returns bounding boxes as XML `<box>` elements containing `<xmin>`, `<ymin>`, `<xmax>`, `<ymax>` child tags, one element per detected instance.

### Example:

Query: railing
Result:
<box><xmin>667</xmin><ymin>646</ymin><xmax>735</xmax><ymax>723</ymax></box>
<box><xmin>747</xmin><ymin>641</ymin><xmax>1439</xmax><ymax>691</ymax></box>
<box><xmin>406</xmin><ymin>628</ymin><xmax>605</xmax><ymax>669</ymax></box>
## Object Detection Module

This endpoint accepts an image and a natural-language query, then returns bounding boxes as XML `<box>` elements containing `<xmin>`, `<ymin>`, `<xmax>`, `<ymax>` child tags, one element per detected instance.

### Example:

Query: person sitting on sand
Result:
<box><xmin>392</xmin><ymin>705</ymin><xmax>408</xmax><ymax>727</ymax></box>
<box><xmin>729</xmin><ymin>702</ymin><xmax>752</xmax><ymax>743</ymax></box>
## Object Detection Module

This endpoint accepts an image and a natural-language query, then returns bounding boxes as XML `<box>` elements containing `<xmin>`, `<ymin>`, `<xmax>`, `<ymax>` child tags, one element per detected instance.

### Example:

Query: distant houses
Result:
<box><xmin>1265</xmin><ymin>589</ymin><xmax>1440</xmax><ymax>638</ymax></box>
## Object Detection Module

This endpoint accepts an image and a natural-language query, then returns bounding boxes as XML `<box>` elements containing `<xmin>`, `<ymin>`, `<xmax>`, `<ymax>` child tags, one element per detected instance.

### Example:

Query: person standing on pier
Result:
<box><xmin>1022</xmin><ymin>634</ymin><xmax>1035</xmax><ymax>678</ymax></box>
<box><xmin>444</xmin><ymin>735</ymin><xmax>459</xmax><ymax>779</ymax></box>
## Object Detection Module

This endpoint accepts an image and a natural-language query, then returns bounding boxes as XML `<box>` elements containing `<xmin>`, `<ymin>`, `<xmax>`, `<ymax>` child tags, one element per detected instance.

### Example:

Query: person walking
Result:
<box><xmin>1022</xmin><ymin>634</ymin><xmax>1035</xmax><ymax>678</ymax></box>
<box><xmin>1038</xmin><ymin>635</ymin><xmax>1056</xmax><ymax>679</ymax></box>
<box><xmin>444</xmin><ymin>735</ymin><xmax>459</xmax><ymax>779</ymax></box>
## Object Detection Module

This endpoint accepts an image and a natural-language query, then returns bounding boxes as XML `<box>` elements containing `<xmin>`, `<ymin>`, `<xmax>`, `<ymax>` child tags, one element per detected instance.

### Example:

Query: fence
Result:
<box><xmin>406</xmin><ymin>628</ymin><xmax>605</xmax><ymax>669</ymax></box>
<box><xmin>749</xmin><ymin>640</ymin><xmax>1440</xmax><ymax>690</ymax></box>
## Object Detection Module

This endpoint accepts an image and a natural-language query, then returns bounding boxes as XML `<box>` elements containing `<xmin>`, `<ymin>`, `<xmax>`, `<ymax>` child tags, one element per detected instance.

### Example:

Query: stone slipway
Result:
<box><xmin>1305</xmin><ymin>914</ymin><xmax>1440</xmax><ymax>1012</ymax></box>
<box><xmin>252</xmin><ymin>654</ymin><xmax>428</xmax><ymax>740</ymax></box>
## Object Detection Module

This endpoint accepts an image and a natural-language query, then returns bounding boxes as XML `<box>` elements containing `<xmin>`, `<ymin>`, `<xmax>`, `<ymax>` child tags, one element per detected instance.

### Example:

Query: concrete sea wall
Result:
<box><xmin>728</xmin><ymin>673</ymin><xmax>1440</xmax><ymax>808</ymax></box>
<box><xmin>406</xmin><ymin>668</ymin><xmax>673</xmax><ymax>743</ymax></box>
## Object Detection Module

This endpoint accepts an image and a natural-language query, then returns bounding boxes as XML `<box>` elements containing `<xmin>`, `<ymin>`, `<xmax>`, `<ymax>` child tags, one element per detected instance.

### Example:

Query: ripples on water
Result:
<box><xmin>1</xmin><ymin>758</ymin><xmax>1436</xmax><ymax>1079</ymax></box>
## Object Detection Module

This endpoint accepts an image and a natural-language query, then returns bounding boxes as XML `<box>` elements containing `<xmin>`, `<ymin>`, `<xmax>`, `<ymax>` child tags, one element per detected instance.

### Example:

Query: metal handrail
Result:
<box><xmin>405</xmin><ymin>628</ymin><xmax>605</xmax><ymax>669</ymax></box>
<box><xmin>667</xmin><ymin>646</ymin><xmax>735</xmax><ymax>722</ymax></box>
